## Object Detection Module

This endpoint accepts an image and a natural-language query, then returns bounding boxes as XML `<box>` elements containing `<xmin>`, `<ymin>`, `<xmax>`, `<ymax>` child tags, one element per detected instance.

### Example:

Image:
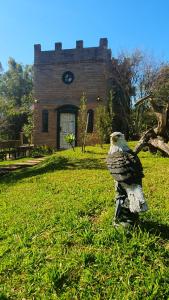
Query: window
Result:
<box><xmin>42</xmin><ymin>110</ymin><xmax>48</xmax><ymax>132</ymax></box>
<box><xmin>87</xmin><ymin>109</ymin><xmax>94</xmax><ymax>133</ymax></box>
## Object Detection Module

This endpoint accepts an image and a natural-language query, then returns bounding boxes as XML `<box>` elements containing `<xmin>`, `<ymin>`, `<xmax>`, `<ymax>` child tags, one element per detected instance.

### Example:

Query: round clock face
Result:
<box><xmin>62</xmin><ymin>71</ymin><xmax>74</xmax><ymax>84</ymax></box>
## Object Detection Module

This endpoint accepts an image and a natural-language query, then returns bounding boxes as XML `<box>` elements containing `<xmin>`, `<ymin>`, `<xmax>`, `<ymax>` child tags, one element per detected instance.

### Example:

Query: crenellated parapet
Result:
<box><xmin>34</xmin><ymin>38</ymin><xmax>111</xmax><ymax>64</ymax></box>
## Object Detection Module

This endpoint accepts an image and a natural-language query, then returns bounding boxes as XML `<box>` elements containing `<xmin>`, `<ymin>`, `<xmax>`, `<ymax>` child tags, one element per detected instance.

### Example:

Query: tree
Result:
<box><xmin>22</xmin><ymin>112</ymin><xmax>34</xmax><ymax>144</ymax></box>
<box><xmin>110</xmin><ymin>51</ymin><xmax>141</xmax><ymax>138</ymax></box>
<box><xmin>129</xmin><ymin>52</ymin><xmax>161</xmax><ymax>137</ymax></box>
<box><xmin>109</xmin><ymin>50</ymin><xmax>165</xmax><ymax>140</ymax></box>
<box><xmin>95</xmin><ymin>92</ymin><xmax>113</xmax><ymax>147</ymax></box>
<box><xmin>0</xmin><ymin>62</ymin><xmax>3</xmax><ymax>73</ymax></box>
<box><xmin>78</xmin><ymin>93</ymin><xmax>88</xmax><ymax>152</ymax></box>
<box><xmin>0</xmin><ymin>58</ymin><xmax>33</xmax><ymax>140</ymax></box>
<box><xmin>135</xmin><ymin>65</ymin><xmax>169</xmax><ymax>156</ymax></box>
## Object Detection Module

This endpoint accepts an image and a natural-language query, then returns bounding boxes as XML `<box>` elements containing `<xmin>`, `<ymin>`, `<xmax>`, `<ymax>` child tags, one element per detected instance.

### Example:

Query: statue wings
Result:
<box><xmin>106</xmin><ymin>150</ymin><xmax>144</xmax><ymax>185</ymax></box>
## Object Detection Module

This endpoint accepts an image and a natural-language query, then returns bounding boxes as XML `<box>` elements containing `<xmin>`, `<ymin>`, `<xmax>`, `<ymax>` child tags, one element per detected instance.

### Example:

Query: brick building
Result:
<box><xmin>33</xmin><ymin>38</ymin><xmax>112</xmax><ymax>149</ymax></box>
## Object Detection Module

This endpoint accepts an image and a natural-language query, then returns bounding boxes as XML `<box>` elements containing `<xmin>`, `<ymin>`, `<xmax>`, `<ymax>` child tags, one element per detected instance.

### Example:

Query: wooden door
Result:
<box><xmin>60</xmin><ymin>113</ymin><xmax>75</xmax><ymax>149</ymax></box>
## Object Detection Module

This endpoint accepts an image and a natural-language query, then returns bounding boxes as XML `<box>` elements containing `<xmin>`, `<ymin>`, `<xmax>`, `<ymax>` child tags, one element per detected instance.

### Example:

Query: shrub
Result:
<box><xmin>30</xmin><ymin>145</ymin><xmax>55</xmax><ymax>157</ymax></box>
<box><xmin>64</xmin><ymin>134</ymin><xmax>75</xmax><ymax>151</ymax></box>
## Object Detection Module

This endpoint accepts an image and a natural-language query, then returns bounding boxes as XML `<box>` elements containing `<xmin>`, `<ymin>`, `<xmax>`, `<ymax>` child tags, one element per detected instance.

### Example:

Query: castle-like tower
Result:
<box><xmin>33</xmin><ymin>38</ymin><xmax>112</xmax><ymax>148</ymax></box>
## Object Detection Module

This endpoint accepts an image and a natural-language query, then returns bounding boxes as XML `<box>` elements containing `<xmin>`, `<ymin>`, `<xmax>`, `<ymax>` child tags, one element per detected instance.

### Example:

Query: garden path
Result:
<box><xmin>0</xmin><ymin>157</ymin><xmax>46</xmax><ymax>176</ymax></box>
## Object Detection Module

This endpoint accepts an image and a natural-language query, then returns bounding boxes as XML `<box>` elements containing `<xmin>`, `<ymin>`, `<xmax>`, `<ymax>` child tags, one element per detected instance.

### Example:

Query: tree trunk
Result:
<box><xmin>135</xmin><ymin>96</ymin><xmax>169</xmax><ymax>157</ymax></box>
<box><xmin>134</xmin><ymin>128</ymin><xmax>169</xmax><ymax>157</ymax></box>
<box><xmin>149</xmin><ymin>137</ymin><xmax>169</xmax><ymax>155</ymax></box>
<box><xmin>151</xmin><ymin>101</ymin><xmax>169</xmax><ymax>138</ymax></box>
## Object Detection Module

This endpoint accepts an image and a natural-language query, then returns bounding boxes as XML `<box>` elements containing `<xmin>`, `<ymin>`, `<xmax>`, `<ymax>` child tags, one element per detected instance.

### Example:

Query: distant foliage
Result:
<box><xmin>135</xmin><ymin>63</ymin><xmax>169</xmax><ymax>136</ymax></box>
<box><xmin>0</xmin><ymin>58</ymin><xmax>34</xmax><ymax>140</ymax></box>
<box><xmin>110</xmin><ymin>54</ymin><xmax>136</xmax><ymax>137</ymax></box>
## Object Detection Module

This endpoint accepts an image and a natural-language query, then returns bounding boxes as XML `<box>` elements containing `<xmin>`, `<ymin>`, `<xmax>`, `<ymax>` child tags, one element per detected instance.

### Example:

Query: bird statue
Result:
<box><xmin>107</xmin><ymin>132</ymin><xmax>148</xmax><ymax>227</ymax></box>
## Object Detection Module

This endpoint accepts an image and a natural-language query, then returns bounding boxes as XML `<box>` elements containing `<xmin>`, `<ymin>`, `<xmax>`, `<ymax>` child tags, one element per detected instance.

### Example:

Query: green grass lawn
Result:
<box><xmin>0</xmin><ymin>143</ymin><xmax>169</xmax><ymax>299</ymax></box>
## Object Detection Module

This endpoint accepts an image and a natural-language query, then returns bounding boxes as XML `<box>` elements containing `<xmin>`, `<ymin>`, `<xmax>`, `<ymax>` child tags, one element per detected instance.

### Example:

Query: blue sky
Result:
<box><xmin>1</xmin><ymin>0</ymin><xmax>169</xmax><ymax>70</ymax></box>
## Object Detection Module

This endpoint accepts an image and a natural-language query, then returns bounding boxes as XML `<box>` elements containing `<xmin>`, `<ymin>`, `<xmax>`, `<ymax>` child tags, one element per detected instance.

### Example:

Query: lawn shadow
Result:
<box><xmin>139</xmin><ymin>219</ymin><xmax>169</xmax><ymax>240</ymax></box>
<box><xmin>0</xmin><ymin>155</ymin><xmax>107</xmax><ymax>184</ymax></box>
<box><xmin>0</xmin><ymin>294</ymin><xmax>9</xmax><ymax>300</ymax></box>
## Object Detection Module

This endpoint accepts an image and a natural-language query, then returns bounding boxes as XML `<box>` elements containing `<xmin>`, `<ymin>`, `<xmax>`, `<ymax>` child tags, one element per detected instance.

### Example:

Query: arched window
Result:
<box><xmin>87</xmin><ymin>109</ymin><xmax>94</xmax><ymax>133</ymax></box>
<box><xmin>42</xmin><ymin>109</ymin><xmax>48</xmax><ymax>132</ymax></box>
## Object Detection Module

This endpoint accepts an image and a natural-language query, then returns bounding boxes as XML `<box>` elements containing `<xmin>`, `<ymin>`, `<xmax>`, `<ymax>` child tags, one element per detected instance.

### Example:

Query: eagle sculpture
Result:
<box><xmin>107</xmin><ymin>132</ymin><xmax>148</xmax><ymax>226</ymax></box>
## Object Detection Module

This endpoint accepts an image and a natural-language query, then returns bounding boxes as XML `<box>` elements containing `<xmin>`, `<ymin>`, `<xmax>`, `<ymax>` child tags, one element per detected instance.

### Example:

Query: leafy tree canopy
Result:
<box><xmin>0</xmin><ymin>58</ymin><xmax>34</xmax><ymax>139</ymax></box>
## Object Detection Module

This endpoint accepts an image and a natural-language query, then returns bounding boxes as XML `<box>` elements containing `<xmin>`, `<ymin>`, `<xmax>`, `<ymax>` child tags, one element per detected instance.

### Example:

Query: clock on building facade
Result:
<box><xmin>62</xmin><ymin>71</ymin><xmax>74</xmax><ymax>84</ymax></box>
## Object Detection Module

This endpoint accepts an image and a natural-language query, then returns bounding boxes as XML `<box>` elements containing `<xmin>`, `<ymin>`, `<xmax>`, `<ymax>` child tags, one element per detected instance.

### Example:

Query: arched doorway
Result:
<box><xmin>57</xmin><ymin>105</ymin><xmax>78</xmax><ymax>149</ymax></box>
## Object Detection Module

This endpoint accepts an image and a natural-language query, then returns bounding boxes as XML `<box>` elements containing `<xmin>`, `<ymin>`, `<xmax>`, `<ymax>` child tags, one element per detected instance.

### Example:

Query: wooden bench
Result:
<box><xmin>0</xmin><ymin>140</ymin><xmax>33</xmax><ymax>160</ymax></box>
